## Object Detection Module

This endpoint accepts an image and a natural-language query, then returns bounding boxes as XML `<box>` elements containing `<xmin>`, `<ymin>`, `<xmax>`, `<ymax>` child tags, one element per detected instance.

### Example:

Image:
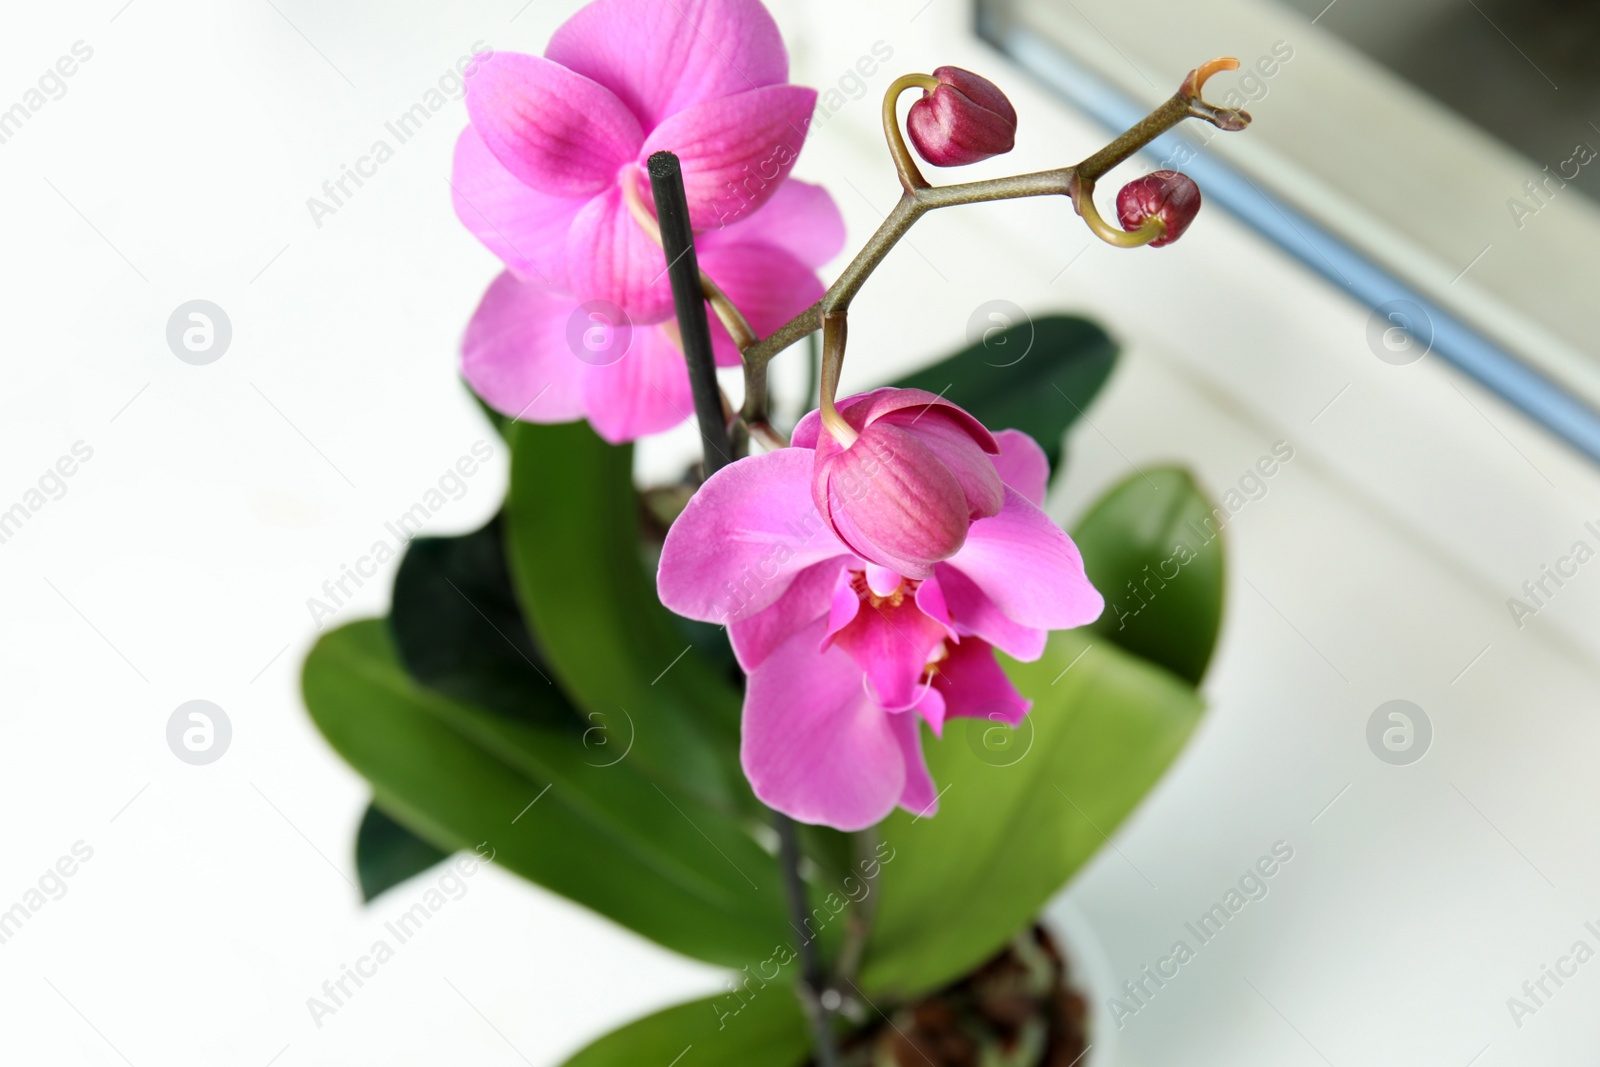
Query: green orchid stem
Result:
<box><xmin>647</xmin><ymin>150</ymin><xmax>733</xmax><ymax>476</ymax></box>
<box><xmin>776</xmin><ymin>812</ymin><xmax>843</xmax><ymax>1067</ymax></box>
<box><xmin>1073</xmin><ymin>178</ymin><xmax>1166</xmax><ymax>248</ymax></box>
<box><xmin>817</xmin><ymin>311</ymin><xmax>858</xmax><ymax>448</ymax></box>
<box><xmin>882</xmin><ymin>72</ymin><xmax>940</xmax><ymax>193</ymax></box>
<box><xmin>735</xmin><ymin>57</ymin><xmax>1251</xmax><ymax>443</ymax></box>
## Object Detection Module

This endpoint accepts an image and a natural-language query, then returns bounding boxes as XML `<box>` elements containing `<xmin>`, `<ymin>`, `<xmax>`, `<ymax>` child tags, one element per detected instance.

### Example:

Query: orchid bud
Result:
<box><xmin>811</xmin><ymin>389</ymin><xmax>1004</xmax><ymax>576</ymax></box>
<box><xmin>1116</xmin><ymin>170</ymin><xmax>1202</xmax><ymax>247</ymax></box>
<box><xmin>906</xmin><ymin>66</ymin><xmax>1018</xmax><ymax>167</ymax></box>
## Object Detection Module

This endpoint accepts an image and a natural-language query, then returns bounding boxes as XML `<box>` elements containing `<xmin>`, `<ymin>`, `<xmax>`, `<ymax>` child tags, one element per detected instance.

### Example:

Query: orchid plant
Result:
<box><xmin>302</xmin><ymin>0</ymin><xmax>1249</xmax><ymax>1063</ymax></box>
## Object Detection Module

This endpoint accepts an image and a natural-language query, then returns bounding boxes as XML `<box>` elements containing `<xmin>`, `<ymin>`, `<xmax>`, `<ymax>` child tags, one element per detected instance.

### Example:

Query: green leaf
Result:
<box><xmin>471</xmin><ymin>386</ymin><xmax>513</xmax><ymax>444</ymax></box>
<box><xmin>560</xmin><ymin>989</ymin><xmax>810</xmax><ymax>1067</ymax></box>
<box><xmin>355</xmin><ymin>801</ymin><xmax>450</xmax><ymax>902</ymax></box>
<box><xmin>1072</xmin><ymin>467</ymin><xmax>1225</xmax><ymax>685</ymax></box>
<box><xmin>390</xmin><ymin>514</ymin><xmax>573</xmax><ymax>728</ymax></box>
<box><xmin>504</xmin><ymin>420</ymin><xmax>747</xmax><ymax>812</ymax></box>
<box><xmin>893</xmin><ymin>314</ymin><xmax>1118</xmax><ymax>470</ymax></box>
<box><xmin>304</xmin><ymin>619</ymin><xmax>789</xmax><ymax>967</ymax></box>
<box><xmin>859</xmin><ymin>631</ymin><xmax>1203</xmax><ymax>997</ymax></box>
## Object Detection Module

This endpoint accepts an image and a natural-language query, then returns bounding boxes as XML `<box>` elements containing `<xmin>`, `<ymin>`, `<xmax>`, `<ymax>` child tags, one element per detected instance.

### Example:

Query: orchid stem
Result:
<box><xmin>817</xmin><ymin>311</ymin><xmax>857</xmax><ymax>448</ymax></box>
<box><xmin>776</xmin><ymin>812</ymin><xmax>842</xmax><ymax>1067</ymax></box>
<box><xmin>701</xmin><ymin>273</ymin><xmax>759</xmax><ymax>351</ymax></box>
<box><xmin>804</xmin><ymin>330</ymin><xmax>820</xmax><ymax>416</ymax></box>
<box><xmin>1072</xmin><ymin>178</ymin><xmax>1166</xmax><ymax>248</ymax></box>
<box><xmin>647</xmin><ymin>151</ymin><xmax>732</xmax><ymax>476</ymax></box>
<box><xmin>881</xmin><ymin>73</ymin><xmax>939</xmax><ymax>193</ymax></box>
<box><xmin>735</xmin><ymin>57</ymin><xmax>1251</xmax><ymax>436</ymax></box>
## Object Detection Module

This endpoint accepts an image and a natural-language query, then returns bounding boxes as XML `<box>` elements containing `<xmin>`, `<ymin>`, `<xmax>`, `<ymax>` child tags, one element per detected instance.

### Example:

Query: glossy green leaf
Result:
<box><xmin>893</xmin><ymin>314</ymin><xmax>1118</xmax><ymax>470</ymax></box>
<box><xmin>304</xmin><ymin>619</ymin><xmax>789</xmax><ymax>967</ymax></box>
<box><xmin>859</xmin><ymin>631</ymin><xmax>1203</xmax><ymax>997</ymax></box>
<box><xmin>561</xmin><ymin>989</ymin><xmax>810</xmax><ymax>1067</ymax></box>
<box><xmin>1072</xmin><ymin>467</ymin><xmax>1225</xmax><ymax>685</ymax></box>
<box><xmin>390</xmin><ymin>514</ymin><xmax>572</xmax><ymax>728</ymax></box>
<box><xmin>504</xmin><ymin>420</ymin><xmax>747</xmax><ymax>812</ymax></box>
<box><xmin>355</xmin><ymin>801</ymin><xmax>449</xmax><ymax>902</ymax></box>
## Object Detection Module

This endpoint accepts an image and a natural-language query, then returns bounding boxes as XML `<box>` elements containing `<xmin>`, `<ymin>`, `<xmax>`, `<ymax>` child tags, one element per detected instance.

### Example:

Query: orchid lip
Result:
<box><xmin>863</xmin><ymin>671</ymin><xmax>937</xmax><ymax>713</ymax></box>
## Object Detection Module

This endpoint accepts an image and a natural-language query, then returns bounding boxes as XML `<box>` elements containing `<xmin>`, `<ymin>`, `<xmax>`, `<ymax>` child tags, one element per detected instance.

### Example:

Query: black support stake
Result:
<box><xmin>646</xmin><ymin>150</ymin><xmax>731</xmax><ymax>476</ymax></box>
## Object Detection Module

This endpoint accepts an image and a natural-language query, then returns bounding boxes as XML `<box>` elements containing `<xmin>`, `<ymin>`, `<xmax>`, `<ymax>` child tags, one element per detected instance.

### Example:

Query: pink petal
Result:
<box><xmin>546</xmin><ymin>0</ymin><xmax>789</xmax><ymax>131</ymax></box>
<box><xmin>710</xmin><ymin>179</ymin><xmax>846</xmax><ymax>270</ymax></box>
<box><xmin>888</xmin><ymin>708</ymin><xmax>940</xmax><ymax>818</ymax></box>
<box><xmin>932</xmin><ymin>638</ymin><xmax>1031</xmax><ymax>726</ymax></box>
<box><xmin>914</xmin><ymin>575</ymin><xmax>959</xmax><ymax>642</ymax></box>
<box><xmin>945</xmin><ymin>487</ymin><xmax>1105</xmax><ymax>632</ymax></box>
<box><xmin>790</xmin><ymin>408</ymin><xmax>825</xmax><ymax>451</ymax></box>
<box><xmin>824</xmin><ymin>568</ymin><xmax>861</xmax><ymax>642</ymax></box>
<box><xmin>743</xmin><ymin>619</ymin><xmax>905</xmax><ymax>831</ymax></box>
<box><xmin>934</xmin><ymin>562</ymin><xmax>1047</xmax><ymax>662</ymax></box>
<box><xmin>829</xmin><ymin>582</ymin><xmax>948</xmax><ymax>710</ymax></box>
<box><xmin>641</xmin><ymin>85</ymin><xmax>817</xmax><ymax>231</ymax></box>
<box><xmin>914</xmin><ymin>686</ymin><xmax>948</xmax><ymax>738</ymax></box>
<box><xmin>579</xmin><ymin>323</ymin><xmax>693</xmax><ymax>442</ymax></box>
<box><xmin>822</xmin><ymin>485</ymin><xmax>941</xmax><ymax>580</ymax></box>
<box><xmin>817</xmin><ymin>422</ymin><xmax>971</xmax><ymax>577</ymax></box>
<box><xmin>461</xmin><ymin>272</ymin><xmax>588</xmax><ymax>423</ymax></box>
<box><xmin>564</xmin><ymin>185</ymin><xmax>675</xmax><ymax>321</ymax></box>
<box><xmin>451</xmin><ymin>128</ymin><xmax>585</xmax><ymax>288</ymax></box>
<box><xmin>991</xmin><ymin>429</ymin><xmax>1050</xmax><ymax>506</ymax></box>
<box><xmin>877</xmin><ymin>408</ymin><xmax>1005</xmax><ymax>519</ymax></box>
<box><xmin>657</xmin><ymin>448</ymin><xmax>853</xmax><ymax>625</ymax></box>
<box><xmin>794</xmin><ymin>388</ymin><xmax>998</xmax><ymax>453</ymax></box>
<box><xmin>465</xmin><ymin>52</ymin><xmax>643</xmax><ymax>199</ymax></box>
<box><xmin>728</xmin><ymin>558</ymin><xmax>847</xmax><ymax>672</ymax></box>
<box><xmin>696</xmin><ymin>239</ymin><xmax>824</xmax><ymax>368</ymax></box>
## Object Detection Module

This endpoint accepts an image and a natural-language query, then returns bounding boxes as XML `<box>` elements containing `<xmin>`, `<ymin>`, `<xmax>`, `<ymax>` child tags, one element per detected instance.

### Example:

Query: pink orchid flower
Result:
<box><xmin>452</xmin><ymin>0</ymin><xmax>843</xmax><ymax>442</ymax></box>
<box><xmin>658</xmin><ymin>389</ymin><xmax>1104</xmax><ymax>831</ymax></box>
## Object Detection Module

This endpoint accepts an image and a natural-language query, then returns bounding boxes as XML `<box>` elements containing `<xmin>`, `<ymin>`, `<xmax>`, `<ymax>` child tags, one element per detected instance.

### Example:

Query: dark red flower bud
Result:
<box><xmin>906</xmin><ymin>66</ymin><xmax>1017</xmax><ymax>167</ymax></box>
<box><xmin>1115</xmin><ymin>170</ymin><xmax>1202</xmax><ymax>247</ymax></box>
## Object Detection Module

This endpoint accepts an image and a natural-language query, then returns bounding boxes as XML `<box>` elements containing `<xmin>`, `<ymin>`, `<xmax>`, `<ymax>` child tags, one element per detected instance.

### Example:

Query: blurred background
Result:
<box><xmin>3</xmin><ymin>0</ymin><xmax>1599</xmax><ymax>1064</ymax></box>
